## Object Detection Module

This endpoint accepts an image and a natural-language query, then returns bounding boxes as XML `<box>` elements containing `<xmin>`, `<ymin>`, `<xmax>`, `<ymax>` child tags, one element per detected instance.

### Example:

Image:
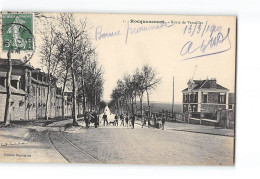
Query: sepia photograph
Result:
<box><xmin>0</xmin><ymin>12</ymin><xmax>236</xmax><ymax>165</ymax></box>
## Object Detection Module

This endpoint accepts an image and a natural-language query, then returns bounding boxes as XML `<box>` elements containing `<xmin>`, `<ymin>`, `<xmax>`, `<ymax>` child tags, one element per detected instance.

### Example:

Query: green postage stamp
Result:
<box><xmin>2</xmin><ymin>13</ymin><xmax>33</xmax><ymax>51</ymax></box>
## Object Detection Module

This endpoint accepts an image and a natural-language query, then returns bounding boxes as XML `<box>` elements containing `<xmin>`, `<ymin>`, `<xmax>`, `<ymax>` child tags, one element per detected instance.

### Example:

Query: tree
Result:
<box><xmin>110</xmin><ymin>64</ymin><xmax>161</xmax><ymax>119</ymax></box>
<box><xmin>3</xmin><ymin>51</ymin><xmax>12</xmax><ymax>125</ymax></box>
<box><xmin>133</xmin><ymin>68</ymin><xmax>146</xmax><ymax>118</ymax></box>
<box><xmin>85</xmin><ymin>55</ymin><xmax>104</xmax><ymax>111</ymax></box>
<box><xmin>58</xmin><ymin>13</ymin><xmax>88</xmax><ymax>125</ymax></box>
<box><xmin>141</xmin><ymin>64</ymin><xmax>161</xmax><ymax>117</ymax></box>
<box><xmin>75</xmin><ymin>43</ymin><xmax>95</xmax><ymax>127</ymax></box>
<box><xmin>39</xmin><ymin>19</ymin><xmax>64</xmax><ymax>120</ymax></box>
<box><xmin>123</xmin><ymin>74</ymin><xmax>137</xmax><ymax>114</ymax></box>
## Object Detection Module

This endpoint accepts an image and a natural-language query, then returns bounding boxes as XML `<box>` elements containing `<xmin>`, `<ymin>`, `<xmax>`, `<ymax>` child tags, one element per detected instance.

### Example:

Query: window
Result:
<box><xmin>11</xmin><ymin>80</ymin><xmax>17</xmax><ymax>89</ymax></box>
<box><xmin>0</xmin><ymin>78</ymin><xmax>5</xmax><ymax>87</ymax></box>
<box><xmin>219</xmin><ymin>94</ymin><xmax>226</xmax><ymax>104</ymax></box>
<box><xmin>192</xmin><ymin>105</ymin><xmax>197</xmax><ymax>112</ymax></box>
<box><xmin>203</xmin><ymin>94</ymin><xmax>208</xmax><ymax>103</ymax></box>
<box><xmin>32</xmin><ymin>86</ymin><xmax>36</xmax><ymax>96</ymax></box>
<box><xmin>19</xmin><ymin>100</ymin><xmax>24</xmax><ymax>108</ymax></box>
<box><xmin>183</xmin><ymin>94</ymin><xmax>188</xmax><ymax>103</ymax></box>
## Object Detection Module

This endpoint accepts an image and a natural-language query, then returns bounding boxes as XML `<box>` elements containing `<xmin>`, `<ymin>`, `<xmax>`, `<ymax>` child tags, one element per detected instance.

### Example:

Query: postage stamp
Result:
<box><xmin>2</xmin><ymin>13</ymin><xmax>33</xmax><ymax>51</ymax></box>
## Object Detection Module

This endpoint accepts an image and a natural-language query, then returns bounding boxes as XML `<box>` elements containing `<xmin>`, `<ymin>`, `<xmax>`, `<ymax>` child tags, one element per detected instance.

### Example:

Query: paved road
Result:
<box><xmin>63</xmin><ymin>121</ymin><xmax>234</xmax><ymax>165</ymax></box>
<box><xmin>0</xmin><ymin>119</ymin><xmax>234</xmax><ymax>165</ymax></box>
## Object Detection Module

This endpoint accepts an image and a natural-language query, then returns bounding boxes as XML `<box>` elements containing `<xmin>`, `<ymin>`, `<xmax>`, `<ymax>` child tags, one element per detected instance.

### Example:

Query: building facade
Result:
<box><xmin>182</xmin><ymin>78</ymin><xmax>229</xmax><ymax>113</ymax></box>
<box><xmin>0</xmin><ymin>58</ymin><xmax>72</xmax><ymax>122</ymax></box>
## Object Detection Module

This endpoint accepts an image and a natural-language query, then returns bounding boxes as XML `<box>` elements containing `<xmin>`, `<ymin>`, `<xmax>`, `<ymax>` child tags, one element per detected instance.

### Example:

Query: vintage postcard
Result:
<box><xmin>0</xmin><ymin>12</ymin><xmax>236</xmax><ymax>165</ymax></box>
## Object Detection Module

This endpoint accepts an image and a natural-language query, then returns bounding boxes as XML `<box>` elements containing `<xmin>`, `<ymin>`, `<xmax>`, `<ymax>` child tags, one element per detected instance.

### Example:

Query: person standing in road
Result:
<box><xmin>161</xmin><ymin>115</ymin><xmax>166</xmax><ymax>130</ymax></box>
<box><xmin>91</xmin><ymin>109</ymin><xmax>98</xmax><ymax>128</ymax></box>
<box><xmin>130</xmin><ymin>114</ymin><xmax>135</xmax><ymax>129</ymax></box>
<box><xmin>125</xmin><ymin>114</ymin><xmax>129</xmax><ymax>128</ymax></box>
<box><xmin>154</xmin><ymin>115</ymin><xmax>157</xmax><ymax>128</ymax></box>
<box><xmin>85</xmin><ymin>112</ymin><xmax>92</xmax><ymax>128</ymax></box>
<box><xmin>103</xmin><ymin>113</ymin><xmax>108</xmax><ymax>126</ymax></box>
<box><xmin>120</xmin><ymin>114</ymin><xmax>124</xmax><ymax>126</ymax></box>
<box><xmin>141</xmin><ymin>116</ymin><xmax>146</xmax><ymax>128</ymax></box>
<box><xmin>114</xmin><ymin>114</ymin><xmax>119</xmax><ymax>126</ymax></box>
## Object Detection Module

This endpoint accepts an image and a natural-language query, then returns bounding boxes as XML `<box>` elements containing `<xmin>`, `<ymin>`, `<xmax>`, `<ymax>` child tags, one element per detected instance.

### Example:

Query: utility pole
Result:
<box><xmin>172</xmin><ymin>76</ymin><xmax>175</xmax><ymax>121</ymax></box>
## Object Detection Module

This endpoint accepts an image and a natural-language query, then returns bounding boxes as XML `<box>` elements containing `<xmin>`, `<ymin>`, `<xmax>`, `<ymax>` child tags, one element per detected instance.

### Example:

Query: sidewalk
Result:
<box><xmin>0</xmin><ymin>121</ymin><xmax>70</xmax><ymax>163</ymax></box>
<box><xmin>135</xmin><ymin>120</ymin><xmax>234</xmax><ymax>137</ymax></box>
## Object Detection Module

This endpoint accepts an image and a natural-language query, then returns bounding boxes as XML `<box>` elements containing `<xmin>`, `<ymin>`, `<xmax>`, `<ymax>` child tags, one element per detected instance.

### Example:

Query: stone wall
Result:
<box><xmin>0</xmin><ymin>93</ymin><xmax>26</xmax><ymax>122</ymax></box>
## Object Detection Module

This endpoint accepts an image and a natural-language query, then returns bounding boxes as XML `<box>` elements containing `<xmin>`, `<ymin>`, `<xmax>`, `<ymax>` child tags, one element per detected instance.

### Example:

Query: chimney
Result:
<box><xmin>209</xmin><ymin>78</ymin><xmax>217</xmax><ymax>88</ymax></box>
<box><xmin>35</xmin><ymin>68</ymin><xmax>41</xmax><ymax>73</ymax></box>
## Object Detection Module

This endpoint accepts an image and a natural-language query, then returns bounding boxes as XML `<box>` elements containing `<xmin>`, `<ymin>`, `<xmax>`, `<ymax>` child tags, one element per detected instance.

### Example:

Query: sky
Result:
<box><xmin>0</xmin><ymin>13</ymin><xmax>236</xmax><ymax>103</ymax></box>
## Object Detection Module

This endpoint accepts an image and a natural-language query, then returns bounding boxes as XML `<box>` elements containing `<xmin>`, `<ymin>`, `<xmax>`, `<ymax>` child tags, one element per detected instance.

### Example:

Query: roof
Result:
<box><xmin>182</xmin><ymin>79</ymin><xmax>229</xmax><ymax>92</ymax></box>
<box><xmin>0</xmin><ymin>85</ymin><xmax>27</xmax><ymax>95</ymax></box>
<box><xmin>0</xmin><ymin>58</ymin><xmax>34</xmax><ymax>69</ymax></box>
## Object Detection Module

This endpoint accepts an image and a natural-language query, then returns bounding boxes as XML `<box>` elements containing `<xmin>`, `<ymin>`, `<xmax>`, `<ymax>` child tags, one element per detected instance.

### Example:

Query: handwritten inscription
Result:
<box><xmin>125</xmin><ymin>21</ymin><xmax>174</xmax><ymax>44</ymax></box>
<box><xmin>95</xmin><ymin>25</ymin><xmax>122</xmax><ymax>41</ymax></box>
<box><xmin>95</xmin><ymin>21</ymin><xmax>175</xmax><ymax>44</ymax></box>
<box><xmin>180</xmin><ymin>21</ymin><xmax>232</xmax><ymax>61</ymax></box>
<box><xmin>94</xmin><ymin>20</ymin><xmax>232</xmax><ymax>61</ymax></box>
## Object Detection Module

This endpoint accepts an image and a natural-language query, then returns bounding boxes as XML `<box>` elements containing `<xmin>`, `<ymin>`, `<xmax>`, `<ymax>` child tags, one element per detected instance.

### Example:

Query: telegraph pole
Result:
<box><xmin>172</xmin><ymin>76</ymin><xmax>175</xmax><ymax>121</ymax></box>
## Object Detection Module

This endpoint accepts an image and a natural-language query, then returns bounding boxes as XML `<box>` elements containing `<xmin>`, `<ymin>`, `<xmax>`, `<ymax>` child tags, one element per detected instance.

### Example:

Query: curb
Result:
<box><xmin>135</xmin><ymin>121</ymin><xmax>234</xmax><ymax>137</ymax></box>
<box><xmin>168</xmin><ymin>128</ymin><xmax>234</xmax><ymax>137</ymax></box>
<box><xmin>0</xmin><ymin>141</ymin><xmax>28</xmax><ymax>146</ymax></box>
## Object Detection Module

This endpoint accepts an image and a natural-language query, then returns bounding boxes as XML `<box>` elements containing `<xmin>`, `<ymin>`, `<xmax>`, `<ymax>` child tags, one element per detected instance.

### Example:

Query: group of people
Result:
<box><xmin>84</xmin><ymin>109</ymin><xmax>99</xmax><ymax>128</ymax></box>
<box><xmin>83</xmin><ymin>109</ymin><xmax>166</xmax><ymax>130</ymax></box>
<box><xmin>102</xmin><ymin>113</ymin><xmax>136</xmax><ymax>129</ymax></box>
<box><xmin>141</xmin><ymin>115</ymin><xmax>167</xmax><ymax>130</ymax></box>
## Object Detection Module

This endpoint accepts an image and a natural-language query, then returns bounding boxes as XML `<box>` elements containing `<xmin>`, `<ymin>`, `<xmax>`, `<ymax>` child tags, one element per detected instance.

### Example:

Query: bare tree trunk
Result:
<box><xmin>146</xmin><ymin>90</ymin><xmax>151</xmax><ymax>125</ymax></box>
<box><xmin>146</xmin><ymin>90</ymin><xmax>151</xmax><ymax>117</ymax></box>
<box><xmin>135</xmin><ymin>94</ymin><xmax>138</xmax><ymax>114</ymax></box>
<box><xmin>90</xmin><ymin>90</ymin><xmax>93</xmax><ymax>111</ymax></box>
<box><xmin>71</xmin><ymin>67</ymin><xmax>78</xmax><ymax>125</ymax></box>
<box><xmin>77</xmin><ymin>97</ymin><xmax>80</xmax><ymax>115</ymax></box>
<box><xmin>4</xmin><ymin>51</ymin><xmax>12</xmax><ymax>125</ymax></box>
<box><xmin>131</xmin><ymin>97</ymin><xmax>134</xmax><ymax>114</ymax></box>
<box><xmin>117</xmin><ymin>99</ymin><xmax>120</xmax><ymax>114</ymax></box>
<box><xmin>81</xmin><ymin>71</ymin><xmax>88</xmax><ymax>128</ymax></box>
<box><xmin>45</xmin><ymin>84</ymin><xmax>50</xmax><ymax>120</ymax></box>
<box><xmin>139</xmin><ymin>92</ymin><xmax>144</xmax><ymax>118</ymax></box>
<box><xmin>62</xmin><ymin>70</ymin><xmax>68</xmax><ymax>119</ymax></box>
<box><xmin>125</xmin><ymin>97</ymin><xmax>129</xmax><ymax>114</ymax></box>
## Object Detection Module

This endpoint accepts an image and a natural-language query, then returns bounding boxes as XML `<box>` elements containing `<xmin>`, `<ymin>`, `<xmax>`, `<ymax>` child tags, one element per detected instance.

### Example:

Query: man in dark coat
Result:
<box><xmin>103</xmin><ymin>113</ymin><xmax>108</xmax><ymax>126</ymax></box>
<box><xmin>130</xmin><ymin>114</ymin><xmax>135</xmax><ymax>129</ymax></box>
<box><xmin>91</xmin><ymin>110</ymin><xmax>98</xmax><ymax>128</ymax></box>
<box><xmin>161</xmin><ymin>115</ymin><xmax>166</xmax><ymax>130</ymax></box>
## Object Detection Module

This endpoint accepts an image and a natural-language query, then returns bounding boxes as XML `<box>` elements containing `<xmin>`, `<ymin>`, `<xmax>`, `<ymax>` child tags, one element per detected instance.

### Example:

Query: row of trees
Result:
<box><xmin>109</xmin><ymin>64</ymin><xmax>161</xmax><ymax>120</ymax></box>
<box><xmin>38</xmin><ymin>13</ymin><xmax>104</xmax><ymax>125</ymax></box>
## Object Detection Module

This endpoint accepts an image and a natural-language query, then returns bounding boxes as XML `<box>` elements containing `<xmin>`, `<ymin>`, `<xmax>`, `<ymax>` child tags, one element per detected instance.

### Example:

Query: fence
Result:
<box><xmin>140</xmin><ymin>109</ymin><xmax>235</xmax><ymax>129</ymax></box>
<box><xmin>157</xmin><ymin>109</ymin><xmax>235</xmax><ymax>129</ymax></box>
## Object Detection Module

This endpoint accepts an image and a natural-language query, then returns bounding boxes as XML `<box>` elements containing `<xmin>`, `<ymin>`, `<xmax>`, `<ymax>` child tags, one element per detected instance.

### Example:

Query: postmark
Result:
<box><xmin>1</xmin><ymin>13</ymin><xmax>35</xmax><ymax>62</ymax></box>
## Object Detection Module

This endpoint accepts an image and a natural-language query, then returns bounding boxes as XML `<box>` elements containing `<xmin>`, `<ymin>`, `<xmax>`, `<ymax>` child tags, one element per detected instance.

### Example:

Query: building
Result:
<box><xmin>182</xmin><ymin>78</ymin><xmax>230</xmax><ymax>113</ymax></box>
<box><xmin>0</xmin><ymin>58</ymin><xmax>72</xmax><ymax>122</ymax></box>
<box><xmin>228</xmin><ymin>93</ymin><xmax>235</xmax><ymax>110</ymax></box>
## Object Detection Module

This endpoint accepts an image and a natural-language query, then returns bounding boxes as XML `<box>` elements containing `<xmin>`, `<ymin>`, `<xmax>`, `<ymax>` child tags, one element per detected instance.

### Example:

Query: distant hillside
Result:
<box><xmin>138</xmin><ymin>102</ymin><xmax>182</xmax><ymax>113</ymax></box>
<box><xmin>108</xmin><ymin>101</ymin><xmax>182</xmax><ymax>114</ymax></box>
